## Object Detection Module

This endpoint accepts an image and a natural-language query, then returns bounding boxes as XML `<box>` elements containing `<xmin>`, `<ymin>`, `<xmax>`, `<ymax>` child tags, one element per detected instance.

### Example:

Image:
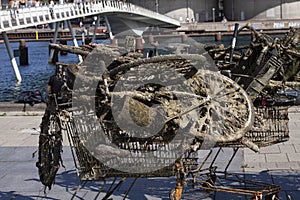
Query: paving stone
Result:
<box><xmin>287</xmin><ymin>152</ymin><xmax>300</xmax><ymax>162</ymax></box>
<box><xmin>0</xmin><ymin>110</ymin><xmax>299</xmax><ymax>199</ymax></box>
<box><xmin>197</xmin><ymin>150</ymin><xmax>212</xmax><ymax>160</ymax></box>
<box><xmin>0</xmin><ymin>147</ymin><xmax>16</xmax><ymax>161</ymax></box>
<box><xmin>258</xmin><ymin>162</ymin><xmax>278</xmax><ymax>170</ymax></box>
<box><xmin>294</xmin><ymin>144</ymin><xmax>300</xmax><ymax>153</ymax></box>
<box><xmin>1</xmin><ymin>146</ymin><xmax>36</xmax><ymax>162</ymax></box>
<box><xmin>243</xmin><ymin>147</ymin><xmax>257</xmax><ymax>155</ymax></box>
<box><xmin>0</xmin><ymin>174</ymin><xmax>41</xmax><ymax>191</ymax></box>
<box><xmin>243</xmin><ymin>166</ymin><xmax>267</xmax><ymax>173</ymax></box>
<box><xmin>225</xmin><ymin>162</ymin><xmax>244</xmax><ymax>173</ymax></box>
<box><xmin>285</xmin><ymin>135</ymin><xmax>300</xmax><ymax>143</ymax></box>
<box><xmin>244</xmin><ymin>153</ymin><xmax>266</xmax><ymax>163</ymax></box>
<box><xmin>279</xmin><ymin>145</ymin><xmax>297</xmax><ymax>153</ymax></box>
<box><xmin>265</xmin><ymin>153</ymin><xmax>289</xmax><ymax>163</ymax></box>
<box><xmin>242</xmin><ymin>162</ymin><xmax>259</xmax><ymax>169</ymax></box>
<box><xmin>0</xmin><ymin>162</ymin><xmax>15</xmax><ymax>178</ymax></box>
<box><xmin>259</xmin><ymin>145</ymin><xmax>281</xmax><ymax>154</ymax></box>
<box><xmin>276</xmin><ymin>161</ymin><xmax>300</xmax><ymax>170</ymax></box>
<box><xmin>21</xmin><ymin>135</ymin><xmax>39</xmax><ymax>146</ymax></box>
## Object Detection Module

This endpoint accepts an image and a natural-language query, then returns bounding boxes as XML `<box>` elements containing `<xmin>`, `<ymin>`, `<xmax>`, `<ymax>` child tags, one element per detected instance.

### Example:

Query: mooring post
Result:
<box><xmin>67</xmin><ymin>20</ymin><xmax>83</xmax><ymax>63</ymax></box>
<box><xmin>19</xmin><ymin>39</ymin><xmax>29</xmax><ymax>65</ymax></box>
<box><xmin>111</xmin><ymin>38</ymin><xmax>118</xmax><ymax>46</ymax></box>
<box><xmin>181</xmin><ymin>34</ymin><xmax>188</xmax><ymax>43</ymax></box>
<box><xmin>215</xmin><ymin>32</ymin><xmax>222</xmax><ymax>41</ymax></box>
<box><xmin>2</xmin><ymin>32</ymin><xmax>22</xmax><ymax>82</ymax></box>
<box><xmin>136</xmin><ymin>36</ymin><xmax>143</xmax><ymax>53</ymax></box>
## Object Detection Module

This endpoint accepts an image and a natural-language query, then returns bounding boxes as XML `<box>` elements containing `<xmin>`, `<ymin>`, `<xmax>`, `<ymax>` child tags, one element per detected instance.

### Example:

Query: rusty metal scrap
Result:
<box><xmin>37</xmin><ymin>27</ymin><xmax>298</xmax><ymax>199</ymax></box>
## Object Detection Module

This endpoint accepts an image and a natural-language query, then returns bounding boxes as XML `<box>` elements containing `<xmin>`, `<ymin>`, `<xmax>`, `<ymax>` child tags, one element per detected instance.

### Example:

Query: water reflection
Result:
<box><xmin>0</xmin><ymin>40</ymin><xmax>79</xmax><ymax>102</ymax></box>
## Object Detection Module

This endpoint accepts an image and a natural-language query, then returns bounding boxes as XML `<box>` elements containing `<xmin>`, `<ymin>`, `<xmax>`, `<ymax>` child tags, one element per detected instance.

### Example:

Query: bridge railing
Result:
<box><xmin>0</xmin><ymin>0</ymin><xmax>179</xmax><ymax>33</ymax></box>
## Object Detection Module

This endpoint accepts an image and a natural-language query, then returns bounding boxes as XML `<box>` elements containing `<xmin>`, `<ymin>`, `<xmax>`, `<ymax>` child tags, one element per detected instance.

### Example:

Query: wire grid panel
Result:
<box><xmin>65</xmin><ymin>113</ymin><xmax>178</xmax><ymax>180</ymax></box>
<box><xmin>244</xmin><ymin>106</ymin><xmax>289</xmax><ymax>147</ymax></box>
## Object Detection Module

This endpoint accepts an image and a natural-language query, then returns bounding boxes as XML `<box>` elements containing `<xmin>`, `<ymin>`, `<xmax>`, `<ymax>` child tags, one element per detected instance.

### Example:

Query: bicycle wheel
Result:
<box><xmin>37</xmin><ymin>112</ymin><xmax>62</xmax><ymax>189</ymax></box>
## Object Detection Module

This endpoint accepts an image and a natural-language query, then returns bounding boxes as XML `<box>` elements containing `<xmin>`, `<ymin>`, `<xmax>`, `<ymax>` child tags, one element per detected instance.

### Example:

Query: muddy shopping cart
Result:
<box><xmin>38</xmin><ymin>57</ymin><xmax>287</xmax><ymax>200</ymax></box>
<box><xmin>53</xmin><ymin>103</ymin><xmax>287</xmax><ymax>200</ymax></box>
<box><xmin>37</xmin><ymin>25</ymin><xmax>298</xmax><ymax>199</ymax></box>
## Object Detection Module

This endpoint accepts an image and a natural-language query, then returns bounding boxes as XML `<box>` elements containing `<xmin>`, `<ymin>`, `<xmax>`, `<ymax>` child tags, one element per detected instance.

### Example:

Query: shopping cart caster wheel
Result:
<box><xmin>169</xmin><ymin>188</ymin><xmax>182</xmax><ymax>200</ymax></box>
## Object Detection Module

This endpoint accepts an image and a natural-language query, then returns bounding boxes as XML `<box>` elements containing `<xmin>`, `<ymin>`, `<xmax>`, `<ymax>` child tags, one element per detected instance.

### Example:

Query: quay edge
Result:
<box><xmin>177</xmin><ymin>19</ymin><xmax>300</xmax><ymax>36</ymax></box>
<box><xmin>1</xmin><ymin>19</ymin><xmax>299</xmax><ymax>44</ymax></box>
<box><xmin>0</xmin><ymin>27</ymin><xmax>109</xmax><ymax>43</ymax></box>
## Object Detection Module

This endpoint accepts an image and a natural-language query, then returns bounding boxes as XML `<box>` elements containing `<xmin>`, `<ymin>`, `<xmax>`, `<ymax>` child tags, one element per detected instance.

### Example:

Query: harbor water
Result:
<box><xmin>0</xmin><ymin>41</ymin><xmax>80</xmax><ymax>102</ymax></box>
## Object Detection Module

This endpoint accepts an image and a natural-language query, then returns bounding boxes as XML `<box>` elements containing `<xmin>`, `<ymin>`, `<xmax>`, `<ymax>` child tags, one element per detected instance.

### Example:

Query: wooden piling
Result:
<box><xmin>111</xmin><ymin>38</ymin><xmax>118</xmax><ymax>46</ymax></box>
<box><xmin>19</xmin><ymin>39</ymin><xmax>28</xmax><ymax>65</ymax></box>
<box><xmin>136</xmin><ymin>37</ymin><xmax>143</xmax><ymax>53</ymax></box>
<box><xmin>148</xmin><ymin>35</ymin><xmax>154</xmax><ymax>44</ymax></box>
<box><xmin>215</xmin><ymin>32</ymin><xmax>222</xmax><ymax>41</ymax></box>
<box><xmin>181</xmin><ymin>34</ymin><xmax>188</xmax><ymax>43</ymax></box>
<box><xmin>84</xmin><ymin>37</ymin><xmax>92</xmax><ymax>45</ymax></box>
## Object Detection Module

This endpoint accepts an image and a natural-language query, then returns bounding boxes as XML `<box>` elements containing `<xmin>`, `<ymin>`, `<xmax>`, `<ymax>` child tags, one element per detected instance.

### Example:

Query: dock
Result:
<box><xmin>1</xmin><ymin>18</ymin><xmax>299</xmax><ymax>43</ymax></box>
<box><xmin>178</xmin><ymin>19</ymin><xmax>300</xmax><ymax>36</ymax></box>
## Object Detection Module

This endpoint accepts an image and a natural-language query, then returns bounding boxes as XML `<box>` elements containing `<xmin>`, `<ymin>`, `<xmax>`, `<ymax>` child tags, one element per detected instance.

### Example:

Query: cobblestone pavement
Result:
<box><xmin>0</xmin><ymin>105</ymin><xmax>299</xmax><ymax>199</ymax></box>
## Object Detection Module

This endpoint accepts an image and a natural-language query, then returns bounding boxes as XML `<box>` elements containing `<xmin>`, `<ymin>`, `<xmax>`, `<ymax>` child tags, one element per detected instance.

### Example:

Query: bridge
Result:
<box><xmin>0</xmin><ymin>0</ymin><xmax>181</xmax><ymax>82</ymax></box>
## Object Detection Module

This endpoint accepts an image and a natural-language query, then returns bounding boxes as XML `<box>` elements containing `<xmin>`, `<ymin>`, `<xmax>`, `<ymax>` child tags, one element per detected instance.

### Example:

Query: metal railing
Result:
<box><xmin>0</xmin><ymin>0</ymin><xmax>180</xmax><ymax>33</ymax></box>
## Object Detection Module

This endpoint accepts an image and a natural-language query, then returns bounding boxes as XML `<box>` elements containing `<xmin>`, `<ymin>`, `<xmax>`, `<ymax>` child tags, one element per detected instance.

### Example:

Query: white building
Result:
<box><xmin>128</xmin><ymin>0</ymin><xmax>300</xmax><ymax>22</ymax></box>
<box><xmin>223</xmin><ymin>0</ymin><xmax>300</xmax><ymax>21</ymax></box>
